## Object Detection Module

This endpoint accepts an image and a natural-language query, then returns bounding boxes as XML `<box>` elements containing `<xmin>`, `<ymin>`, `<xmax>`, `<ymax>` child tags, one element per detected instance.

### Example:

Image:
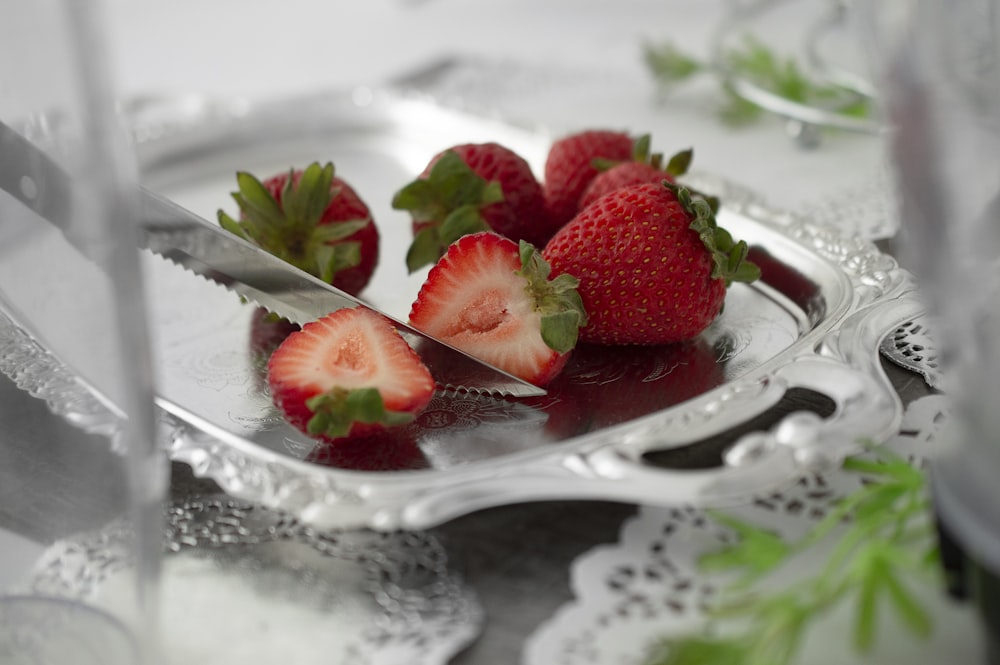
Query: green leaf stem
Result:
<box><xmin>644</xmin><ymin>444</ymin><xmax>939</xmax><ymax>665</ymax></box>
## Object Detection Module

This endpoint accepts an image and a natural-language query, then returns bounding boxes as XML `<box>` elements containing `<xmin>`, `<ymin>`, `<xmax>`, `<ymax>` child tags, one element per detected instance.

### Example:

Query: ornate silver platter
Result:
<box><xmin>2</xmin><ymin>87</ymin><xmax>922</xmax><ymax>530</ymax></box>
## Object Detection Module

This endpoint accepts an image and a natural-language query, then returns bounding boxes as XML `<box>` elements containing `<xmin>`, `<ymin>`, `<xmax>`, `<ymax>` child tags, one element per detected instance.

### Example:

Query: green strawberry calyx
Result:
<box><xmin>217</xmin><ymin>162</ymin><xmax>370</xmax><ymax>284</ymax></box>
<box><xmin>391</xmin><ymin>150</ymin><xmax>504</xmax><ymax>273</ymax></box>
<box><xmin>665</xmin><ymin>182</ymin><xmax>762</xmax><ymax>287</ymax></box>
<box><xmin>516</xmin><ymin>240</ymin><xmax>588</xmax><ymax>354</ymax></box>
<box><xmin>592</xmin><ymin>133</ymin><xmax>693</xmax><ymax>178</ymax></box>
<box><xmin>305</xmin><ymin>387</ymin><xmax>414</xmax><ymax>440</ymax></box>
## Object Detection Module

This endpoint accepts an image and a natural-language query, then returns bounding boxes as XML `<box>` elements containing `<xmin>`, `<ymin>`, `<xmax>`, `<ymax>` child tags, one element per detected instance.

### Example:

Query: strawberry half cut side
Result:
<box><xmin>267</xmin><ymin>307</ymin><xmax>435</xmax><ymax>443</ymax></box>
<box><xmin>408</xmin><ymin>232</ymin><xmax>588</xmax><ymax>387</ymax></box>
<box><xmin>218</xmin><ymin>161</ymin><xmax>379</xmax><ymax>295</ymax></box>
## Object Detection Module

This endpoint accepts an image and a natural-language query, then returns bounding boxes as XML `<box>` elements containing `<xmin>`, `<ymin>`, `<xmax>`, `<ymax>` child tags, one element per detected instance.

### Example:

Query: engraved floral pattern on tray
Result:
<box><xmin>0</xmin><ymin>89</ymin><xmax>926</xmax><ymax>531</ymax></box>
<box><xmin>0</xmin><ymin>303</ymin><xmax>120</xmax><ymax>441</ymax></box>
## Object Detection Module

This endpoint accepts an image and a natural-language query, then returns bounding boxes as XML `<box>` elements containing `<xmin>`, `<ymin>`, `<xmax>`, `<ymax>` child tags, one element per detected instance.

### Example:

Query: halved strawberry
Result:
<box><xmin>408</xmin><ymin>232</ymin><xmax>587</xmax><ymax>387</ymax></box>
<box><xmin>218</xmin><ymin>161</ymin><xmax>379</xmax><ymax>296</ymax></box>
<box><xmin>267</xmin><ymin>307</ymin><xmax>435</xmax><ymax>443</ymax></box>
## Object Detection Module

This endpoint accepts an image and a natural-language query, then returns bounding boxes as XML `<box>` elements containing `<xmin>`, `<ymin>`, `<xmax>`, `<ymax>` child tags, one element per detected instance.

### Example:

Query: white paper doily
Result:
<box><xmin>28</xmin><ymin>497</ymin><xmax>483</xmax><ymax>665</ymax></box>
<box><xmin>524</xmin><ymin>394</ymin><xmax>984</xmax><ymax>665</ymax></box>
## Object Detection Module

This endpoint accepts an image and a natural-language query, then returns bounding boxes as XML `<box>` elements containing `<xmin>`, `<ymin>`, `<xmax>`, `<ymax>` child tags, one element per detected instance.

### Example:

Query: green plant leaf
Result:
<box><xmin>882</xmin><ymin>565</ymin><xmax>933</xmax><ymax>638</ymax></box>
<box><xmin>853</xmin><ymin>553</ymin><xmax>883</xmax><ymax>652</ymax></box>
<box><xmin>699</xmin><ymin>511</ymin><xmax>793</xmax><ymax>584</ymax></box>
<box><xmin>644</xmin><ymin>35</ymin><xmax>871</xmax><ymax>129</ymax></box>
<box><xmin>643</xmin><ymin>446</ymin><xmax>937</xmax><ymax>665</ymax></box>
<box><xmin>643</xmin><ymin>41</ymin><xmax>705</xmax><ymax>83</ymax></box>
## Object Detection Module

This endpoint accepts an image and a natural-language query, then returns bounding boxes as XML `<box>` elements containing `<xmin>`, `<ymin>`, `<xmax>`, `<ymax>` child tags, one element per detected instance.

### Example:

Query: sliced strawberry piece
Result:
<box><xmin>267</xmin><ymin>307</ymin><xmax>435</xmax><ymax>443</ymax></box>
<box><xmin>408</xmin><ymin>232</ymin><xmax>587</xmax><ymax>387</ymax></box>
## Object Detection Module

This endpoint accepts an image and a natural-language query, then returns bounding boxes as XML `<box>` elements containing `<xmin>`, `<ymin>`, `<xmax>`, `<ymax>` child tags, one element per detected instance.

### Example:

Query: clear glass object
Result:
<box><xmin>857</xmin><ymin>0</ymin><xmax>1000</xmax><ymax>661</ymax></box>
<box><xmin>0</xmin><ymin>0</ymin><xmax>163</xmax><ymax>662</ymax></box>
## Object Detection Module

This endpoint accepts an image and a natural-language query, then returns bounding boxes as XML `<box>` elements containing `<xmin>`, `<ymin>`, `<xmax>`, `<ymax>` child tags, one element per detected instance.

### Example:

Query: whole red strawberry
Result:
<box><xmin>543</xmin><ymin>182</ymin><xmax>760</xmax><ymax>345</ymax></box>
<box><xmin>218</xmin><ymin>161</ymin><xmax>379</xmax><ymax>296</ymax></box>
<box><xmin>408</xmin><ymin>232</ymin><xmax>587</xmax><ymax>387</ymax></box>
<box><xmin>543</xmin><ymin>129</ymin><xmax>635</xmax><ymax>229</ymax></box>
<box><xmin>267</xmin><ymin>307</ymin><xmax>435</xmax><ymax>443</ymax></box>
<box><xmin>392</xmin><ymin>143</ymin><xmax>550</xmax><ymax>272</ymax></box>
<box><xmin>578</xmin><ymin>136</ymin><xmax>693</xmax><ymax>210</ymax></box>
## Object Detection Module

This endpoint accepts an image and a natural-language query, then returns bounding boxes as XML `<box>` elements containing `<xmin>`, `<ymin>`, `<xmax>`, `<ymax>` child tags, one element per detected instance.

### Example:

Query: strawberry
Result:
<box><xmin>407</xmin><ymin>232</ymin><xmax>587</xmax><ymax>387</ymax></box>
<box><xmin>267</xmin><ymin>306</ymin><xmax>435</xmax><ymax>443</ymax></box>
<box><xmin>542</xmin><ymin>129</ymin><xmax>635</xmax><ymax>229</ymax></box>
<box><xmin>578</xmin><ymin>136</ymin><xmax>693</xmax><ymax>209</ymax></box>
<box><xmin>392</xmin><ymin>143</ymin><xmax>550</xmax><ymax>272</ymax></box>
<box><xmin>218</xmin><ymin>161</ymin><xmax>379</xmax><ymax>296</ymax></box>
<box><xmin>542</xmin><ymin>182</ymin><xmax>760</xmax><ymax>345</ymax></box>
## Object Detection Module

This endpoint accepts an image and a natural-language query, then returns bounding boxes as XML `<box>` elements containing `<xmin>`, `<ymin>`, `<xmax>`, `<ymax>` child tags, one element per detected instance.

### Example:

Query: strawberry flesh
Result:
<box><xmin>408</xmin><ymin>232</ymin><xmax>586</xmax><ymax>387</ymax></box>
<box><xmin>267</xmin><ymin>307</ymin><xmax>434</xmax><ymax>443</ymax></box>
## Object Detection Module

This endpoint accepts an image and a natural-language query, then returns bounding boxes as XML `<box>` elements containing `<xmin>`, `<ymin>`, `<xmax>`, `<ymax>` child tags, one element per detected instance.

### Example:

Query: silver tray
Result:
<box><xmin>6</xmin><ymin>88</ymin><xmax>922</xmax><ymax>530</ymax></box>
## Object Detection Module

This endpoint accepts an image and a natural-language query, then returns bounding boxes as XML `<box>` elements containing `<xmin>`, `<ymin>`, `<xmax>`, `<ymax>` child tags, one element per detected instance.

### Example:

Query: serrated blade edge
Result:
<box><xmin>138</xmin><ymin>188</ymin><xmax>546</xmax><ymax>399</ymax></box>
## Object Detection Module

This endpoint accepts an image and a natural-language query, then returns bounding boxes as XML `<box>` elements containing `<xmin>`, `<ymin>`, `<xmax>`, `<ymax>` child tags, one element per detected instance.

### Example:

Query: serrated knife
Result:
<box><xmin>0</xmin><ymin>119</ymin><xmax>545</xmax><ymax>399</ymax></box>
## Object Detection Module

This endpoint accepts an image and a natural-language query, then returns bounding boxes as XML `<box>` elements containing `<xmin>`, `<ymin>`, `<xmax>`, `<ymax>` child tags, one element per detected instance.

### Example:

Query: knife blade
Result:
<box><xmin>0</xmin><ymin>119</ymin><xmax>545</xmax><ymax>399</ymax></box>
